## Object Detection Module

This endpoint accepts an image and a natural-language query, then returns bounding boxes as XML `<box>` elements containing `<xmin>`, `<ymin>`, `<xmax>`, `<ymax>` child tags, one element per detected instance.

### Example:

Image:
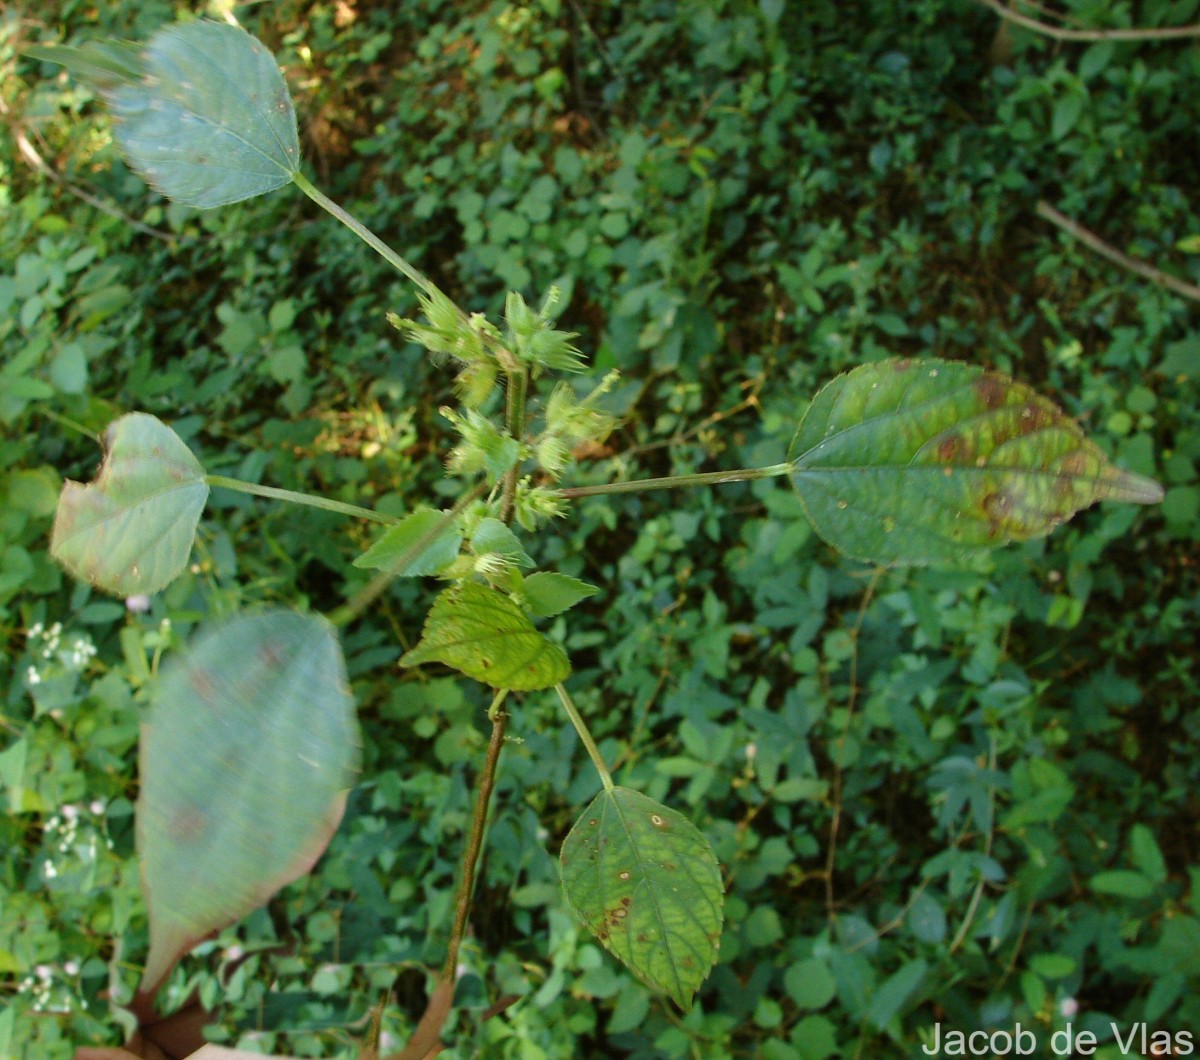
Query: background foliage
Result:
<box><xmin>2</xmin><ymin>0</ymin><xmax>1198</xmax><ymax>1056</ymax></box>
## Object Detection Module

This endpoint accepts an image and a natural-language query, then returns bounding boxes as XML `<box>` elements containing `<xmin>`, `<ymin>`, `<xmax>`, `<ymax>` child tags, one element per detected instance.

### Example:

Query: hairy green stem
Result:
<box><xmin>291</xmin><ymin>172</ymin><xmax>441</xmax><ymax>300</ymax></box>
<box><xmin>555</xmin><ymin>683</ymin><xmax>614</xmax><ymax>792</ymax></box>
<box><xmin>557</xmin><ymin>462</ymin><xmax>793</xmax><ymax>500</ymax></box>
<box><xmin>441</xmin><ymin>701</ymin><xmax>508</xmax><ymax>983</ymax></box>
<box><xmin>499</xmin><ymin>366</ymin><xmax>529</xmax><ymax>523</ymax></box>
<box><xmin>206</xmin><ymin>474</ymin><xmax>396</xmax><ymax>524</ymax></box>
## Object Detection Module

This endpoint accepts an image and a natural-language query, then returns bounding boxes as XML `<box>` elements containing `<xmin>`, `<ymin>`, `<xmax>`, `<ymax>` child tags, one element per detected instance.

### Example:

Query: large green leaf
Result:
<box><xmin>138</xmin><ymin>611</ymin><xmax>358</xmax><ymax>993</ymax></box>
<box><xmin>789</xmin><ymin>358</ymin><xmax>1164</xmax><ymax>565</ymax></box>
<box><xmin>560</xmin><ymin>787</ymin><xmax>724</xmax><ymax>1007</ymax></box>
<box><xmin>103</xmin><ymin>20</ymin><xmax>300</xmax><ymax>208</ymax></box>
<box><xmin>400</xmin><ymin>579</ymin><xmax>570</xmax><ymax>691</ymax></box>
<box><xmin>50</xmin><ymin>413</ymin><xmax>208</xmax><ymax>596</ymax></box>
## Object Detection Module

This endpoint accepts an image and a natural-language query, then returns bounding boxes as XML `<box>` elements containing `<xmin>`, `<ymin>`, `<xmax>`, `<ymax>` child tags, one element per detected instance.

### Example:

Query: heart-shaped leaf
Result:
<box><xmin>789</xmin><ymin>357</ymin><xmax>1164</xmax><ymax>566</ymax></box>
<box><xmin>103</xmin><ymin>20</ymin><xmax>300</xmax><ymax>208</ymax></box>
<box><xmin>560</xmin><ymin>787</ymin><xmax>724</xmax><ymax>1008</ymax></box>
<box><xmin>138</xmin><ymin>610</ymin><xmax>359</xmax><ymax>993</ymax></box>
<box><xmin>51</xmin><ymin>413</ymin><xmax>208</xmax><ymax>596</ymax></box>
<box><xmin>400</xmin><ymin>579</ymin><xmax>570</xmax><ymax>691</ymax></box>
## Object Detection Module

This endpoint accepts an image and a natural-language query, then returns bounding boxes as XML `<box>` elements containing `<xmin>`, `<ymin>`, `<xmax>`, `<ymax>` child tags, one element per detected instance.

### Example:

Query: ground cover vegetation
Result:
<box><xmin>1</xmin><ymin>0</ymin><xmax>1198</xmax><ymax>1057</ymax></box>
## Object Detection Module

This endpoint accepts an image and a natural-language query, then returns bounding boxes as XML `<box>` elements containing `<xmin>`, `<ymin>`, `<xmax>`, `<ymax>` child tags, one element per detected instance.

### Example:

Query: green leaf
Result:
<box><xmin>138</xmin><ymin>610</ymin><xmax>359</xmax><ymax>992</ymax></box>
<box><xmin>559</xmin><ymin>786</ymin><xmax>723</xmax><ymax>1008</ymax></box>
<box><xmin>471</xmin><ymin>517</ymin><xmax>533</xmax><ymax>567</ymax></box>
<box><xmin>51</xmin><ymin>412</ymin><xmax>208</xmax><ymax>595</ymax></box>
<box><xmin>789</xmin><ymin>358</ymin><xmax>1164</xmax><ymax>566</ymax></box>
<box><xmin>103</xmin><ymin>21</ymin><xmax>300</xmax><ymax>208</ymax></box>
<box><xmin>1052</xmin><ymin>91</ymin><xmax>1086</xmax><ymax>140</ymax></box>
<box><xmin>1130</xmin><ymin>824</ymin><xmax>1168</xmax><ymax>884</ymax></box>
<box><xmin>24</xmin><ymin>39</ymin><xmax>146</xmax><ymax>91</ymax></box>
<box><xmin>1090</xmin><ymin>869</ymin><xmax>1155</xmax><ymax>899</ymax></box>
<box><xmin>522</xmin><ymin>571</ymin><xmax>599</xmax><ymax>617</ymax></box>
<box><xmin>400</xmin><ymin>579</ymin><xmax>570</xmax><ymax>690</ymax></box>
<box><xmin>866</xmin><ymin>958</ymin><xmax>927</xmax><ymax>1029</ymax></box>
<box><xmin>353</xmin><ymin>507</ymin><xmax>462</xmax><ymax>576</ymax></box>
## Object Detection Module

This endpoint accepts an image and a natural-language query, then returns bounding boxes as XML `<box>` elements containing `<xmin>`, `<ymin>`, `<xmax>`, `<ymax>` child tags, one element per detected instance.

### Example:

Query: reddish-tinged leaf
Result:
<box><xmin>790</xmin><ymin>358</ymin><xmax>1163</xmax><ymax>565</ymax></box>
<box><xmin>138</xmin><ymin>611</ymin><xmax>358</xmax><ymax>993</ymax></box>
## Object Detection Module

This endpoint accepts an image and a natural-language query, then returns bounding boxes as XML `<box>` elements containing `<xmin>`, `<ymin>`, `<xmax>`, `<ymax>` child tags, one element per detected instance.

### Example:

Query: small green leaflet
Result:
<box><xmin>42</xmin><ymin>21</ymin><xmax>302</xmax><ymax>209</ymax></box>
<box><xmin>138</xmin><ymin>611</ymin><xmax>358</xmax><ymax>993</ymax></box>
<box><xmin>560</xmin><ymin>787</ymin><xmax>724</xmax><ymax>1008</ymax></box>
<box><xmin>401</xmin><ymin>579</ymin><xmax>570</xmax><ymax>691</ymax></box>
<box><xmin>522</xmin><ymin>572</ymin><xmax>599</xmax><ymax>618</ymax></box>
<box><xmin>471</xmin><ymin>517</ymin><xmax>533</xmax><ymax>567</ymax></box>
<box><xmin>353</xmin><ymin>507</ymin><xmax>462</xmax><ymax>576</ymax></box>
<box><xmin>51</xmin><ymin>413</ymin><xmax>208</xmax><ymax>596</ymax></box>
<box><xmin>789</xmin><ymin>358</ymin><xmax>1164</xmax><ymax>566</ymax></box>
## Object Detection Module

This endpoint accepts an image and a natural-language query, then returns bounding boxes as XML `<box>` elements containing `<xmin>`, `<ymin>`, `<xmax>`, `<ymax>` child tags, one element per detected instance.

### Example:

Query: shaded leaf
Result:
<box><xmin>789</xmin><ymin>358</ymin><xmax>1163</xmax><ymax>566</ymax></box>
<box><xmin>353</xmin><ymin>507</ymin><xmax>461</xmax><ymax>576</ymax></box>
<box><xmin>522</xmin><ymin>572</ymin><xmax>598</xmax><ymax>618</ymax></box>
<box><xmin>104</xmin><ymin>21</ymin><xmax>300</xmax><ymax>208</ymax></box>
<box><xmin>560</xmin><ymin>786</ymin><xmax>723</xmax><ymax>1007</ymax></box>
<box><xmin>401</xmin><ymin>580</ymin><xmax>569</xmax><ymax>691</ymax></box>
<box><xmin>139</xmin><ymin>611</ymin><xmax>359</xmax><ymax>993</ymax></box>
<box><xmin>24</xmin><ymin>39</ymin><xmax>145</xmax><ymax>91</ymax></box>
<box><xmin>51</xmin><ymin>413</ymin><xmax>208</xmax><ymax>596</ymax></box>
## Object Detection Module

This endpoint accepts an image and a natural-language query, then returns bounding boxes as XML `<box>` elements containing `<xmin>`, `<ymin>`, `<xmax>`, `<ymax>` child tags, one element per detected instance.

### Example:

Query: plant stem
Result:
<box><xmin>206</xmin><ymin>474</ymin><xmax>396</xmax><ymax>524</ymax></box>
<box><xmin>499</xmin><ymin>366</ymin><xmax>529</xmax><ymax>523</ymax></box>
<box><xmin>441</xmin><ymin>703</ymin><xmax>508</xmax><ymax>982</ymax></box>
<box><xmin>555</xmin><ymin>683</ymin><xmax>614</xmax><ymax>792</ymax></box>
<box><xmin>557</xmin><ymin>462</ymin><xmax>793</xmax><ymax>500</ymax></box>
<box><xmin>291</xmin><ymin>171</ymin><xmax>442</xmax><ymax>301</ymax></box>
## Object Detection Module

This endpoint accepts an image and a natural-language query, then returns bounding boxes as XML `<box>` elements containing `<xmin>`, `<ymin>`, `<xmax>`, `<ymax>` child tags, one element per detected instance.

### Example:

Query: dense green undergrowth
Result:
<box><xmin>2</xmin><ymin>0</ymin><xmax>1198</xmax><ymax>1056</ymax></box>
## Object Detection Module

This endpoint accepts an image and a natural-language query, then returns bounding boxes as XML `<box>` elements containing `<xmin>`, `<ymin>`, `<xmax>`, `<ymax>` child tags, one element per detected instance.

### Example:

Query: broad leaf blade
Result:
<box><xmin>105</xmin><ymin>21</ymin><xmax>300</xmax><ymax>208</ymax></box>
<box><xmin>353</xmin><ymin>507</ymin><xmax>462</xmax><ymax>576</ymax></box>
<box><xmin>51</xmin><ymin>413</ymin><xmax>208</xmax><ymax>596</ymax></box>
<box><xmin>789</xmin><ymin>358</ymin><xmax>1164</xmax><ymax>566</ymax></box>
<box><xmin>560</xmin><ymin>787</ymin><xmax>723</xmax><ymax>1007</ymax></box>
<box><xmin>138</xmin><ymin>611</ymin><xmax>359</xmax><ymax>993</ymax></box>
<box><xmin>400</xmin><ymin>579</ymin><xmax>570</xmax><ymax>691</ymax></box>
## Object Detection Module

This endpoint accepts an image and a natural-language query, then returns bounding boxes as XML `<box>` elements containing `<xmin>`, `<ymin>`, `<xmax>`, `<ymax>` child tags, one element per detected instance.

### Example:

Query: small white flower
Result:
<box><xmin>744</xmin><ymin>742</ymin><xmax>758</xmax><ymax>761</ymax></box>
<box><xmin>64</xmin><ymin>960</ymin><xmax>79</xmax><ymax>976</ymax></box>
<box><xmin>125</xmin><ymin>595</ymin><xmax>151</xmax><ymax>613</ymax></box>
<box><xmin>89</xmin><ymin>799</ymin><xmax>105</xmax><ymax>815</ymax></box>
<box><xmin>26</xmin><ymin>666</ymin><xmax>41</xmax><ymax>686</ymax></box>
<box><xmin>1060</xmin><ymin>997</ymin><xmax>1078</xmax><ymax>1018</ymax></box>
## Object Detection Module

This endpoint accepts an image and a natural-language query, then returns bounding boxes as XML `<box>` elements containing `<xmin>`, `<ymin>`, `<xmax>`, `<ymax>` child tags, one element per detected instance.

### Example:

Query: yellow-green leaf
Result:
<box><xmin>400</xmin><ymin>579</ymin><xmax>570</xmax><ymax>691</ymax></box>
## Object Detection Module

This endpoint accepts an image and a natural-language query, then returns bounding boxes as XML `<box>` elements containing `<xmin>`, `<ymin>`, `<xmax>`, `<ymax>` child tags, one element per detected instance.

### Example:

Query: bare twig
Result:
<box><xmin>972</xmin><ymin>0</ymin><xmax>1200</xmax><ymax>41</ymax></box>
<box><xmin>0</xmin><ymin>94</ymin><xmax>174</xmax><ymax>242</ymax></box>
<box><xmin>1036</xmin><ymin>200</ymin><xmax>1200</xmax><ymax>304</ymax></box>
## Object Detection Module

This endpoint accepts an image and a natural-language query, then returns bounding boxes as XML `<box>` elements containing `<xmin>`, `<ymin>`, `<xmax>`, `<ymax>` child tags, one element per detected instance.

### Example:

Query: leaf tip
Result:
<box><xmin>1107</xmin><ymin>468</ymin><xmax>1165</xmax><ymax>506</ymax></box>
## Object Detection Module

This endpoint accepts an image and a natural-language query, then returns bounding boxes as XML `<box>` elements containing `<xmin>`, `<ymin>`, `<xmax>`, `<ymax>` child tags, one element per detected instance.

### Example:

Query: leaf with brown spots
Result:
<box><xmin>401</xmin><ymin>579</ymin><xmax>570</xmax><ymax>691</ymax></box>
<box><xmin>138</xmin><ymin>611</ymin><xmax>359</xmax><ymax>994</ymax></box>
<box><xmin>789</xmin><ymin>358</ymin><xmax>1164</xmax><ymax>565</ymax></box>
<box><xmin>559</xmin><ymin>787</ymin><xmax>723</xmax><ymax>1008</ymax></box>
<box><xmin>51</xmin><ymin>413</ymin><xmax>208</xmax><ymax>596</ymax></box>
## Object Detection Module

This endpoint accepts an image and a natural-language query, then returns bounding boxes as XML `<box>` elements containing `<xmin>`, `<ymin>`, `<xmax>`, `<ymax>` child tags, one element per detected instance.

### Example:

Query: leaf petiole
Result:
<box><xmin>205</xmin><ymin>474</ymin><xmax>396</xmax><ymax>524</ymax></box>
<box><xmin>557</xmin><ymin>462</ymin><xmax>793</xmax><ymax>500</ymax></box>
<box><xmin>291</xmin><ymin>171</ymin><xmax>443</xmax><ymax>302</ymax></box>
<box><xmin>555</xmin><ymin>683</ymin><xmax>614</xmax><ymax>792</ymax></box>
